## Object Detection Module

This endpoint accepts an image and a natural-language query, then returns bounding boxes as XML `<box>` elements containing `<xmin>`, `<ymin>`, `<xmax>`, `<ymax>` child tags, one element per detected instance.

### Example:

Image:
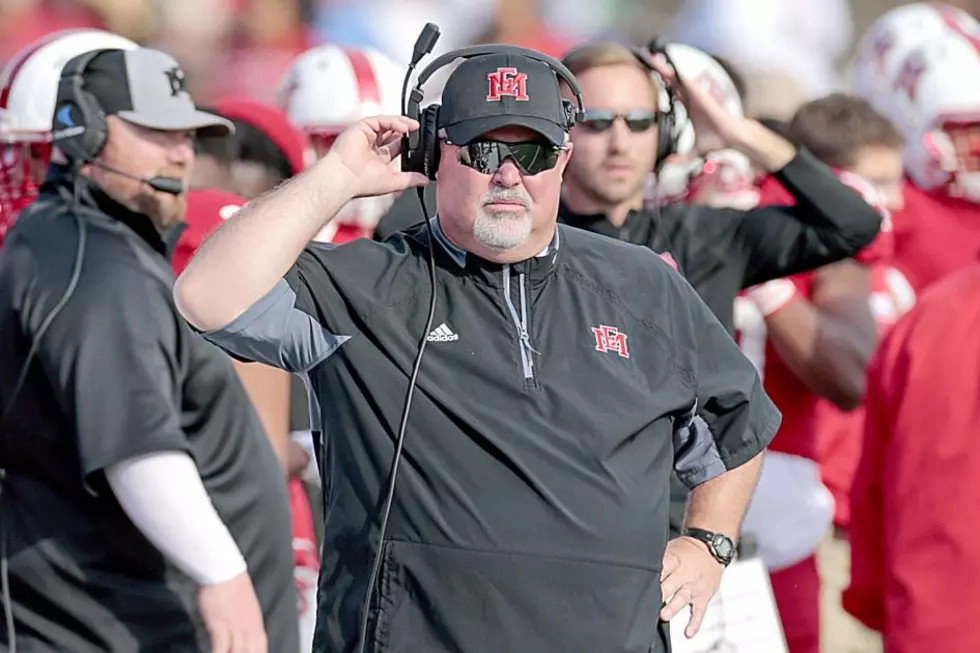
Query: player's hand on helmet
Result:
<box><xmin>647</xmin><ymin>54</ymin><xmax>743</xmax><ymax>155</ymax></box>
<box><xmin>326</xmin><ymin>115</ymin><xmax>430</xmax><ymax>198</ymax></box>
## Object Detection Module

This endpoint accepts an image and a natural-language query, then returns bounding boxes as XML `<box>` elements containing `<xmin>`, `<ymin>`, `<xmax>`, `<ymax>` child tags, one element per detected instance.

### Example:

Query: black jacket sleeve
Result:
<box><xmin>719</xmin><ymin>148</ymin><xmax>882</xmax><ymax>288</ymax></box>
<box><xmin>18</xmin><ymin>244</ymin><xmax>190</xmax><ymax>489</ymax></box>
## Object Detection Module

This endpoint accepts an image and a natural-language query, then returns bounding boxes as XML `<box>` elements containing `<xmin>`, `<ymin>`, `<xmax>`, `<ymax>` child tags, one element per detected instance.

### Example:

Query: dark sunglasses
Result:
<box><xmin>455</xmin><ymin>139</ymin><xmax>563</xmax><ymax>176</ymax></box>
<box><xmin>579</xmin><ymin>109</ymin><xmax>658</xmax><ymax>133</ymax></box>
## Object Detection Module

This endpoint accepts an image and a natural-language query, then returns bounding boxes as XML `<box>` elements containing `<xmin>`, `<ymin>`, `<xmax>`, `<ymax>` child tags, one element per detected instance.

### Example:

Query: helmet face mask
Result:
<box><xmin>0</xmin><ymin>29</ymin><xmax>138</xmax><ymax>241</ymax></box>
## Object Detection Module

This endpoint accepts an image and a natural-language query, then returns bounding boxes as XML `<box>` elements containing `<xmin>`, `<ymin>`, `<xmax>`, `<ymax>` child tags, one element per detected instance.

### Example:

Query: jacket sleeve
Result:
<box><xmin>200</xmin><ymin>242</ymin><xmax>353</xmax><ymax>373</ymax></box>
<box><xmin>730</xmin><ymin>149</ymin><xmax>883</xmax><ymax>288</ymax></box>
<box><xmin>666</xmin><ymin>266</ymin><xmax>782</xmax><ymax>489</ymax></box>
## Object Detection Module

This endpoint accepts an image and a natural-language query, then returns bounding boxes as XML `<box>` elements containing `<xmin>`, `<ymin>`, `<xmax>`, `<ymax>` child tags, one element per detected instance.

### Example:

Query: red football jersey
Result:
<box><xmin>891</xmin><ymin>181</ymin><xmax>980</xmax><ymax>293</ymax></box>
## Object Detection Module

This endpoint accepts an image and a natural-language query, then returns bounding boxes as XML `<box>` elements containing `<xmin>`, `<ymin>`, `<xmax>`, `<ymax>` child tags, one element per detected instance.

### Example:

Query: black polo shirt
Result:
<box><xmin>0</xmin><ymin>173</ymin><xmax>298</xmax><ymax>652</ymax></box>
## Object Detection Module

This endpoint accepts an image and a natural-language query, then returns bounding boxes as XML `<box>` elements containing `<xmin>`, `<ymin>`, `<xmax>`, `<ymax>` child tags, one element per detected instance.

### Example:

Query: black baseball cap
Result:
<box><xmin>438</xmin><ymin>52</ymin><xmax>568</xmax><ymax>147</ymax></box>
<box><xmin>62</xmin><ymin>48</ymin><xmax>233</xmax><ymax>137</ymax></box>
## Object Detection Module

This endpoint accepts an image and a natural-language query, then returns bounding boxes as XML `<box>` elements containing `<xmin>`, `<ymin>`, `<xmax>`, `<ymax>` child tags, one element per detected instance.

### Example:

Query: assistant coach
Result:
<box><xmin>176</xmin><ymin>48</ymin><xmax>781</xmax><ymax>653</ymax></box>
<box><xmin>0</xmin><ymin>48</ymin><xmax>296</xmax><ymax>652</ymax></box>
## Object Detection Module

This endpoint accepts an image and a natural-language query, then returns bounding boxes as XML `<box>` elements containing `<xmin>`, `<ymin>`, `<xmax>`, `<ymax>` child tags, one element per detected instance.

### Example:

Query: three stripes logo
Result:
<box><xmin>426</xmin><ymin>323</ymin><xmax>458</xmax><ymax>342</ymax></box>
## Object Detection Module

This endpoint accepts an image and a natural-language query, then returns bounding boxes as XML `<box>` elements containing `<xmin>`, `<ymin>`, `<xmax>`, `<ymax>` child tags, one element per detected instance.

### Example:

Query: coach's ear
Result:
<box><xmin>557</xmin><ymin>141</ymin><xmax>574</xmax><ymax>177</ymax></box>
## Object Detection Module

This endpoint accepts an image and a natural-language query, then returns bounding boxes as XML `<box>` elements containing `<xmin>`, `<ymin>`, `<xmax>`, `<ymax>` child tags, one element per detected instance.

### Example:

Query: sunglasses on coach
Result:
<box><xmin>579</xmin><ymin>109</ymin><xmax>658</xmax><ymax>133</ymax></box>
<box><xmin>454</xmin><ymin>140</ymin><xmax>563</xmax><ymax>176</ymax></box>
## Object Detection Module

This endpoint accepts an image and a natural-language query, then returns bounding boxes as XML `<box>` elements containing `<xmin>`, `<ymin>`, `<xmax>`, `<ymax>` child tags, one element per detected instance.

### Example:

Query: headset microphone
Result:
<box><xmin>144</xmin><ymin>177</ymin><xmax>184</xmax><ymax>195</ymax></box>
<box><xmin>412</xmin><ymin>23</ymin><xmax>440</xmax><ymax>66</ymax></box>
<box><xmin>90</xmin><ymin>161</ymin><xmax>185</xmax><ymax>195</ymax></box>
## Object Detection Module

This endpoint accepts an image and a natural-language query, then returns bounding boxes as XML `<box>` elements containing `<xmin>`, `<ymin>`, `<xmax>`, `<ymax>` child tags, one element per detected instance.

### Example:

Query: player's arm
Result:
<box><xmin>730</xmin><ymin>150</ymin><xmax>884</xmax><ymax>286</ymax></box>
<box><xmin>651</xmin><ymin>63</ymin><xmax>882</xmax><ymax>283</ymax></box>
<box><xmin>751</xmin><ymin>261</ymin><xmax>877</xmax><ymax>410</ymax></box>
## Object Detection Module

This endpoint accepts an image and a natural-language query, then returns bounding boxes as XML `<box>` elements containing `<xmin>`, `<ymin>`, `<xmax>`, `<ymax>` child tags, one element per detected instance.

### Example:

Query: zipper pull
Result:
<box><xmin>520</xmin><ymin>328</ymin><xmax>540</xmax><ymax>355</ymax></box>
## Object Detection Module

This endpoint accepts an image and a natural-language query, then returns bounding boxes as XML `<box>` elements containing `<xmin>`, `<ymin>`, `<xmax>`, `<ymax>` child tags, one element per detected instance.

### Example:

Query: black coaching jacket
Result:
<box><xmin>201</xmin><ymin>218</ymin><xmax>781</xmax><ymax>653</ymax></box>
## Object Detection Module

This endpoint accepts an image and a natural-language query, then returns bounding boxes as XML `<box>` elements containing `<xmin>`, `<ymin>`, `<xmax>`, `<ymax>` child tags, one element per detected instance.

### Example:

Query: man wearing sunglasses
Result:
<box><xmin>174</xmin><ymin>51</ymin><xmax>781</xmax><ymax>652</ymax></box>
<box><xmin>558</xmin><ymin>43</ymin><xmax>883</xmax><ymax>335</ymax></box>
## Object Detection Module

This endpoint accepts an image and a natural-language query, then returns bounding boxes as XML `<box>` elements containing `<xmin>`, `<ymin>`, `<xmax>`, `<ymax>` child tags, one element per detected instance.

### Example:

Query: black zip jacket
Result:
<box><xmin>201</xmin><ymin>219</ymin><xmax>782</xmax><ymax>653</ymax></box>
<box><xmin>559</xmin><ymin>149</ymin><xmax>883</xmax><ymax>334</ymax></box>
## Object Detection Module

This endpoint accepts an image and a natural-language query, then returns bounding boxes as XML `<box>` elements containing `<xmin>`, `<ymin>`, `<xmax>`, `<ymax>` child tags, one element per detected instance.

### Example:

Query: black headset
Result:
<box><xmin>51</xmin><ymin>49</ymin><xmax>111</xmax><ymax>163</ymax></box>
<box><xmin>560</xmin><ymin>40</ymin><xmax>682</xmax><ymax>173</ymax></box>
<box><xmin>400</xmin><ymin>44</ymin><xmax>587</xmax><ymax>180</ymax></box>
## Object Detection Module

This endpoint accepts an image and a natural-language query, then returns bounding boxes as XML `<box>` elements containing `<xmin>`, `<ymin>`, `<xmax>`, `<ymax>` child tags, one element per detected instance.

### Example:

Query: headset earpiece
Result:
<box><xmin>561</xmin><ymin>99</ymin><xmax>577</xmax><ymax>130</ymax></box>
<box><xmin>643</xmin><ymin>38</ymin><xmax>684</xmax><ymax>171</ymax></box>
<box><xmin>52</xmin><ymin>49</ymin><xmax>110</xmax><ymax>163</ymax></box>
<box><xmin>654</xmin><ymin>104</ymin><xmax>677</xmax><ymax>173</ymax></box>
<box><xmin>420</xmin><ymin>105</ymin><xmax>441</xmax><ymax>180</ymax></box>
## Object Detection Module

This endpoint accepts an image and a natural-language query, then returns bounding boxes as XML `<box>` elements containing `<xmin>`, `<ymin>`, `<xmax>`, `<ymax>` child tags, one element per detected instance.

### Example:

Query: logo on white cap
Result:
<box><xmin>165</xmin><ymin>66</ymin><xmax>188</xmax><ymax>97</ymax></box>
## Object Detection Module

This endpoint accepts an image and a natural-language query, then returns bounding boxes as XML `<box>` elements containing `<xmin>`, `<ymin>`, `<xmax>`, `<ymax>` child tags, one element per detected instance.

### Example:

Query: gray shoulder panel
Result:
<box><xmin>673</xmin><ymin>400</ymin><xmax>727</xmax><ymax>489</ymax></box>
<box><xmin>202</xmin><ymin>279</ymin><xmax>349</xmax><ymax>373</ymax></box>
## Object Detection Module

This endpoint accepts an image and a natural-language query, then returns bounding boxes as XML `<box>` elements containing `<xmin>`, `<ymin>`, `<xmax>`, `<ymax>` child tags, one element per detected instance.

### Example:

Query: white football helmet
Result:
<box><xmin>654</xmin><ymin>43</ymin><xmax>759</xmax><ymax>210</ymax></box>
<box><xmin>0</xmin><ymin>29</ymin><xmax>138</xmax><ymax>243</ymax></box>
<box><xmin>887</xmin><ymin>29</ymin><xmax>980</xmax><ymax>200</ymax></box>
<box><xmin>279</xmin><ymin>45</ymin><xmax>407</xmax><ymax>237</ymax></box>
<box><xmin>851</xmin><ymin>3</ymin><xmax>980</xmax><ymax>130</ymax></box>
<box><xmin>280</xmin><ymin>44</ymin><xmax>405</xmax><ymax>149</ymax></box>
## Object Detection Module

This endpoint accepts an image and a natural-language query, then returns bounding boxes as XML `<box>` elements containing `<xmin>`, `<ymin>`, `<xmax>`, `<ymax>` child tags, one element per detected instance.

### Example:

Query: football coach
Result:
<box><xmin>175</xmin><ymin>45</ymin><xmax>781</xmax><ymax>653</ymax></box>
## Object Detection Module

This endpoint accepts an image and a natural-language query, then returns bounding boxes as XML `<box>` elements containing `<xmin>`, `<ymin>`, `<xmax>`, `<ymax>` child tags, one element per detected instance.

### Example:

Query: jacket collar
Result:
<box><xmin>40</xmin><ymin>164</ymin><xmax>169</xmax><ymax>256</ymax></box>
<box><xmin>421</xmin><ymin>216</ymin><xmax>562</xmax><ymax>287</ymax></box>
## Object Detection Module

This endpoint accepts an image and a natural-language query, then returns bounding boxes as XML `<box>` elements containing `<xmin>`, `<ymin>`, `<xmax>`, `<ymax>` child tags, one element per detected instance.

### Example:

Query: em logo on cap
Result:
<box><xmin>438</xmin><ymin>53</ymin><xmax>569</xmax><ymax>147</ymax></box>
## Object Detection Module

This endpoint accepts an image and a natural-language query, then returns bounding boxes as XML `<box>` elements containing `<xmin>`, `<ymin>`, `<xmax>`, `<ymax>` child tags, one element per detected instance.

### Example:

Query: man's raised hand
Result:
<box><xmin>326</xmin><ymin>116</ymin><xmax>430</xmax><ymax>198</ymax></box>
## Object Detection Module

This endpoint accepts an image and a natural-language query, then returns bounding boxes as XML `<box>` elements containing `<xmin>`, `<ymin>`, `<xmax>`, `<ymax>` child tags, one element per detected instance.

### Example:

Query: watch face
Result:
<box><xmin>712</xmin><ymin>534</ymin><xmax>735</xmax><ymax>562</ymax></box>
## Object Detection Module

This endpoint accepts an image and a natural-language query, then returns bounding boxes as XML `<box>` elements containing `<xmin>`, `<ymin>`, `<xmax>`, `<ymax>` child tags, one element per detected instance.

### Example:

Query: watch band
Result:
<box><xmin>683</xmin><ymin>527</ymin><xmax>736</xmax><ymax>566</ymax></box>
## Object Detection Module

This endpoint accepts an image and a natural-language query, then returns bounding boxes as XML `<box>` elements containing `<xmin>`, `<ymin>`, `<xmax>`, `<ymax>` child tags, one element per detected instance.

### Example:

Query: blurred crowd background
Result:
<box><xmin>7</xmin><ymin>0</ymin><xmax>980</xmax><ymax>112</ymax></box>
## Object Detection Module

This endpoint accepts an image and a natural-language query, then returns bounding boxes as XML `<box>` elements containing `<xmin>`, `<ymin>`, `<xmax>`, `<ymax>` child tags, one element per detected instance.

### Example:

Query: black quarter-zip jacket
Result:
<box><xmin>202</xmin><ymin>219</ymin><xmax>781</xmax><ymax>653</ymax></box>
<box><xmin>559</xmin><ymin>149</ymin><xmax>883</xmax><ymax>334</ymax></box>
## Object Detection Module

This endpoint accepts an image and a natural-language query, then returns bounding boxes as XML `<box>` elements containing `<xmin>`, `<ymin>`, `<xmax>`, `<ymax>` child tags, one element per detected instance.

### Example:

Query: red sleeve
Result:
<box><xmin>842</xmin><ymin>342</ymin><xmax>895</xmax><ymax>630</ymax></box>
